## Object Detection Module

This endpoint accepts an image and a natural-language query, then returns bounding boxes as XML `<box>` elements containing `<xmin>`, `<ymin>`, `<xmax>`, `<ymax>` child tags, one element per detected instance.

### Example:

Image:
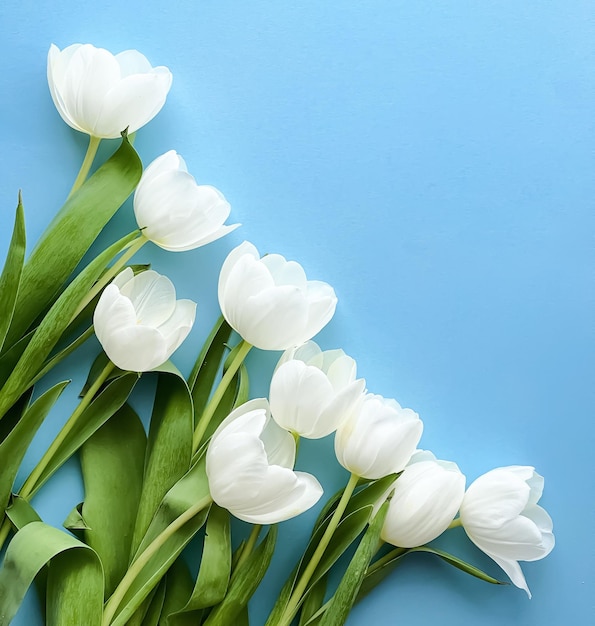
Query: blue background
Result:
<box><xmin>1</xmin><ymin>1</ymin><xmax>593</xmax><ymax>624</ymax></box>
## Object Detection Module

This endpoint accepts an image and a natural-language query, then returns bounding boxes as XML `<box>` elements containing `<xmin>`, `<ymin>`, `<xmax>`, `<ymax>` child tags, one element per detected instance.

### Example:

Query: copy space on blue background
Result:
<box><xmin>0</xmin><ymin>2</ymin><xmax>593</xmax><ymax>625</ymax></box>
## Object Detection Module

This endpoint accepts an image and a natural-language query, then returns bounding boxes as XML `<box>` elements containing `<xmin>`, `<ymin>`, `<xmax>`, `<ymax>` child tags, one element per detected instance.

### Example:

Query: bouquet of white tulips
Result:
<box><xmin>0</xmin><ymin>43</ymin><xmax>554</xmax><ymax>626</ymax></box>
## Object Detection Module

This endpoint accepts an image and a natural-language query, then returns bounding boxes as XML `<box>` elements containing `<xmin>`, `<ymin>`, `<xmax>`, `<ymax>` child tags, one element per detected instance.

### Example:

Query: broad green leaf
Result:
<box><xmin>188</xmin><ymin>316</ymin><xmax>233</xmax><ymax>423</ymax></box>
<box><xmin>0</xmin><ymin>381</ymin><xmax>69</xmax><ymax>514</ymax></box>
<box><xmin>5</xmin><ymin>134</ymin><xmax>142</xmax><ymax>347</ymax></box>
<box><xmin>183</xmin><ymin>504</ymin><xmax>231</xmax><ymax>610</ymax></box>
<box><xmin>131</xmin><ymin>371</ymin><xmax>193</xmax><ymax>555</ymax></box>
<box><xmin>0</xmin><ymin>521</ymin><xmax>103</xmax><ymax>626</ymax></box>
<box><xmin>0</xmin><ymin>231</ymin><xmax>138</xmax><ymax>422</ymax></box>
<box><xmin>0</xmin><ymin>195</ymin><xmax>26</xmax><ymax>353</ymax></box>
<box><xmin>5</xmin><ymin>495</ymin><xmax>41</xmax><ymax>530</ymax></box>
<box><xmin>202</xmin><ymin>526</ymin><xmax>277</xmax><ymax>626</ymax></box>
<box><xmin>142</xmin><ymin>579</ymin><xmax>167</xmax><ymax>626</ymax></box>
<box><xmin>160</xmin><ymin>560</ymin><xmax>201</xmax><ymax>626</ymax></box>
<box><xmin>24</xmin><ymin>373</ymin><xmax>139</xmax><ymax>498</ymax></box>
<box><xmin>63</xmin><ymin>502</ymin><xmax>88</xmax><ymax>536</ymax></box>
<box><xmin>319</xmin><ymin>501</ymin><xmax>389</xmax><ymax>626</ymax></box>
<box><xmin>0</xmin><ymin>387</ymin><xmax>32</xmax><ymax>447</ymax></box>
<box><xmin>80</xmin><ymin>404</ymin><xmax>146</xmax><ymax>596</ymax></box>
<box><xmin>298</xmin><ymin>577</ymin><xmax>327</xmax><ymax>626</ymax></box>
<box><xmin>0</xmin><ymin>331</ymin><xmax>33</xmax><ymax>390</ymax></box>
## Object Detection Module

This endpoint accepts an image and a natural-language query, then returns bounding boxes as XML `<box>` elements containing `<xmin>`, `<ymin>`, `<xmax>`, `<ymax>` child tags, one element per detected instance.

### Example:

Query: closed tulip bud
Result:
<box><xmin>134</xmin><ymin>151</ymin><xmax>239</xmax><ymax>252</ymax></box>
<box><xmin>334</xmin><ymin>393</ymin><xmax>423</xmax><ymax>479</ymax></box>
<box><xmin>47</xmin><ymin>43</ymin><xmax>172</xmax><ymax>138</ymax></box>
<box><xmin>269</xmin><ymin>341</ymin><xmax>365</xmax><ymax>438</ymax></box>
<box><xmin>459</xmin><ymin>466</ymin><xmax>555</xmax><ymax>597</ymax></box>
<box><xmin>380</xmin><ymin>452</ymin><xmax>466</xmax><ymax>548</ymax></box>
<box><xmin>206</xmin><ymin>399</ymin><xmax>323</xmax><ymax>524</ymax></box>
<box><xmin>93</xmin><ymin>268</ymin><xmax>196</xmax><ymax>372</ymax></box>
<box><xmin>218</xmin><ymin>242</ymin><xmax>337</xmax><ymax>351</ymax></box>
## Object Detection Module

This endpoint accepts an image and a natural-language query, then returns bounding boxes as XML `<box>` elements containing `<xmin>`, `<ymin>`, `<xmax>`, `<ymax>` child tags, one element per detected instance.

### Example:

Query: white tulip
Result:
<box><xmin>334</xmin><ymin>393</ymin><xmax>423</xmax><ymax>480</ymax></box>
<box><xmin>459</xmin><ymin>466</ymin><xmax>555</xmax><ymax>597</ymax></box>
<box><xmin>47</xmin><ymin>43</ymin><xmax>172</xmax><ymax>138</ymax></box>
<box><xmin>134</xmin><ymin>151</ymin><xmax>239</xmax><ymax>252</ymax></box>
<box><xmin>380</xmin><ymin>452</ymin><xmax>466</xmax><ymax>548</ymax></box>
<box><xmin>206</xmin><ymin>399</ymin><xmax>323</xmax><ymax>524</ymax></box>
<box><xmin>218</xmin><ymin>242</ymin><xmax>337</xmax><ymax>351</ymax></box>
<box><xmin>269</xmin><ymin>341</ymin><xmax>365</xmax><ymax>438</ymax></box>
<box><xmin>93</xmin><ymin>268</ymin><xmax>195</xmax><ymax>372</ymax></box>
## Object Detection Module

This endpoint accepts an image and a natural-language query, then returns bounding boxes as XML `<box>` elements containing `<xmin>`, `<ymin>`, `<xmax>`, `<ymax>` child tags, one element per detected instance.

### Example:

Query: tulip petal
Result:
<box><xmin>490</xmin><ymin>555</ymin><xmax>531</xmax><ymax>598</ymax></box>
<box><xmin>103</xmin><ymin>325</ymin><xmax>167</xmax><ymax>372</ymax></box>
<box><xmin>118</xmin><ymin>270</ymin><xmax>176</xmax><ymax>327</ymax></box>
<box><xmin>260</xmin><ymin>419</ymin><xmax>296</xmax><ymax>468</ymax></box>
<box><xmin>157</xmin><ymin>299</ymin><xmax>196</xmax><ymax>356</ymax></box>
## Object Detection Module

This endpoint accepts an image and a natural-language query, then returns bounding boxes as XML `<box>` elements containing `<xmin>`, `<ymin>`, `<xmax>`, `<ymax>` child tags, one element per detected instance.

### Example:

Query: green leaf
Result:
<box><xmin>142</xmin><ymin>579</ymin><xmax>167</xmax><ymax>626</ymax></box>
<box><xmin>183</xmin><ymin>504</ymin><xmax>231</xmax><ymax>610</ymax></box>
<box><xmin>0</xmin><ymin>331</ymin><xmax>33</xmax><ymax>391</ymax></box>
<box><xmin>131</xmin><ymin>371</ymin><xmax>193</xmax><ymax>555</ymax></box>
<box><xmin>0</xmin><ymin>230</ymin><xmax>138</xmax><ymax>422</ymax></box>
<box><xmin>0</xmin><ymin>521</ymin><xmax>103</xmax><ymax>626</ymax></box>
<box><xmin>80</xmin><ymin>404</ymin><xmax>147</xmax><ymax>597</ymax></box>
<box><xmin>202</xmin><ymin>526</ymin><xmax>277</xmax><ymax>626</ymax></box>
<box><xmin>319</xmin><ymin>501</ymin><xmax>390</xmax><ymax>626</ymax></box>
<box><xmin>298</xmin><ymin>577</ymin><xmax>327</xmax><ymax>626</ymax></box>
<box><xmin>0</xmin><ymin>194</ymin><xmax>26</xmax><ymax>353</ymax></box>
<box><xmin>25</xmin><ymin>373</ymin><xmax>139</xmax><ymax>498</ymax></box>
<box><xmin>160</xmin><ymin>560</ymin><xmax>201</xmax><ymax>626</ymax></box>
<box><xmin>5</xmin><ymin>495</ymin><xmax>41</xmax><ymax>530</ymax></box>
<box><xmin>5</xmin><ymin>134</ymin><xmax>142</xmax><ymax>347</ymax></box>
<box><xmin>188</xmin><ymin>316</ymin><xmax>233</xmax><ymax>422</ymax></box>
<box><xmin>0</xmin><ymin>381</ymin><xmax>69</xmax><ymax>514</ymax></box>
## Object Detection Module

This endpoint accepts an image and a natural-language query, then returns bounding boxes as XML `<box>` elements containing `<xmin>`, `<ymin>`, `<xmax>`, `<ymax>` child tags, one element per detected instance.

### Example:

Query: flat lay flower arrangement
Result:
<box><xmin>0</xmin><ymin>43</ymin><xmax>554</xmax><ymax>626</ymax></box>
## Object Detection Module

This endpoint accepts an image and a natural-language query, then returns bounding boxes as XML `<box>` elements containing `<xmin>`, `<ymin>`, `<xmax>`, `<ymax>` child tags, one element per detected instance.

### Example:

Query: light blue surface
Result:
<box><xmin>1</xmin><ymin>2</ymin><xmax>593</xmax><ymax>624</ymax></box>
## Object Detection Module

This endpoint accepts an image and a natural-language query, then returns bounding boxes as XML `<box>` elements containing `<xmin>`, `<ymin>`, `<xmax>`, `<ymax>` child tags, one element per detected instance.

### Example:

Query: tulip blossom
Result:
<box><xmin>134</xmin><ymin>151</ymin><xmax>239</xmax><ymax>252</ymax></box>
<box><xmin>459</xmin><ymin>466</ymin><xmax>555</xmax><ymax>597</ymax></box>
<box><xmin>47</xmin><ymin>43</ymin><xmax>172</xmax><ymax>138</ymax></box>
<box><xmin>218</xmin><ymin>241</ymin><xmax>338</xmax><ymax>351</ymax></box>
<box><xmin>93</xmin><ymin>268</ymin><xmax>196</xmax><ymax>372</ymax></box>
<box><xmin>206</xmin><ymin>399</ymin><xmax>323</xmax><ymax>524</ymax></box>
<box><xmin>380</xmin><ymin>451</ymin><xmax>466</xmax><ymax>548</ymax></box>
<box><xmin>269</xmin><ymin>341</ymin><xmax>365</xmax><ymax>438</ymax></box>
<box><xmin>334</xmin><ymin>393</ymin><xmax>423</xmax><ymax>480</ymax></box>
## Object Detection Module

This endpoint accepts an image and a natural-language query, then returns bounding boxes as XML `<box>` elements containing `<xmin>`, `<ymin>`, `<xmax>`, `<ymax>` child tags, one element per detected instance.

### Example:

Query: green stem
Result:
<box><xmin>0</xmin><ymin>514</ymin><xmax>11</xmax><ymax>552</ymax></box>
<box><xmin>101</xmin><ymin>495</ymin><xmax>212</xmax><ymax>626</ymax></box>
<box><xmin>68</xmin><ymin>135</ymin><xmax>101</xmax><ymax>199</ymax></box>
<box><xmin>19</xmin><ymin>360</ymin><xmax>115</xmax><ymax>500</ymax></box>
<box><xmin>234</xmin><ymin>524</ymin><xmax>262</xmax><ymax>574</ymax></box>
<box><xmin>365</xmin><ymin>545</ymin><xmax>407</xmax><ymax>577</ymax></box>
<box><xmin>448</xmin><ymin>517</ymin><xmax>462</xmax><ymax>529</ymax></box>
<box><xmin>69</xmin><ymin>233</ymin><xmax>147</xmax><ymax>322</ymax></box>
<box><xmin>277</xmin><ymin>473</ymin><xmax>360</xmax><ymax>626</ymax></box>
<box><xmin>192</xmin><ymin>340</ymin><xmax>252</xmax><ymax>452</ymax></box>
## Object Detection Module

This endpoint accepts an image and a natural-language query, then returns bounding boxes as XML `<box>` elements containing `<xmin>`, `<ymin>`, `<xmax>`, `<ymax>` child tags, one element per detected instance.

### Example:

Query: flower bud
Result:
<box><xmin>218</xmin><ymin>242</ymin><xmax>337</xmax><ymax>351</ymax></box>
<box><xmin>269</xmin><ymin>341</ymin><xmax>365</xmax><ymax>438</ymax></box>
<box><xmin>93</xmin><ymin>268</ymin><xmax>195</xmax><ymax>372</ymax></box>
<box><xmin>334</xmin><ymin>393</ymin><xmax>423</xmax><ymax>479</ymax></box>
<box><xmin>134</xmin><ymin>151</ymin><xmax>239</xmax><ymax>252</ymax></box>
<box><xmin>206</xmin><ymin>399</ymin><xmax>323</xmax><ymax>524</ymax></box>
<box><xmin>459</xmin><ymin>466</ymin><xmax>555</xmax><ymax>597</ymax></box>
<box><xmin>47</xmin><ymin>43</ymin><xmax>172</xmax><ymax>138</ymax></box>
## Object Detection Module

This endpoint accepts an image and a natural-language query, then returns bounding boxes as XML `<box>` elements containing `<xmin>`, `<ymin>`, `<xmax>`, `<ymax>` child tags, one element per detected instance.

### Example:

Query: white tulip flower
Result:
<box><xmin>218</xmin><ymin>242</ymin><xmax>337</xmax><ymax>351</ymax></box>
<box><xmin>269</xmin><ymin>341</ymin><xmax>365</xmax><ymax>438</ymax></box>
<box><xmin>459</xmin><ymin>466</ymin><xmax>555</xmax><ymax>597</ymax></box>
<box><xmin>206</xmin><ymin>399</ymin><xmax>323</xmax><ymax>524</ymax></box>
<box><xmin>47</xmin><ymin>43</ymin><xmax>172</xmax><ymax>138</ymax></box>
<box><xmin>93</xmin><ymin>268</ymin><xmax>196</xmax><ymax>372</ymax></box>
<box><xmin>380</xmin><ymin>452</ymin><xmax>466</xmax><ymax>548</ymax></box>
<box><xmin>334</xmin><ymin>393</ymin><xmax>423</xmax><ymax>480</ymax></box>
<box><xmin>134</xmin><ymin>151</ymin><xmax>239</xmax><ymax>252</ymax></box>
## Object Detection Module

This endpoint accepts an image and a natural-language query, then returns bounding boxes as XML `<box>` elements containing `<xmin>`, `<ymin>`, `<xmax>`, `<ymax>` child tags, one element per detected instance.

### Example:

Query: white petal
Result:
<box><xmin>490</xmin><ymin>555</ymin><xmax>531</xmax><ymax>598</ymax></box>
<box><xmin>157</xmin><ymin>298</ymin><xmax>196</xmax><ymax>359</ymax></box>
<box><xmin>260</xmin><ymin>418</ymin><xmax>296</xmax><ymax>468</ymax></box>
<box><xmin>102</xmin><ymin>324</ymin><xmax>167</xmax><ymax>371</ymax></box>
<box><xmin>119</xmin><ymin>270</ymin><xmax>176</xmax><ymax>327</ymax></box>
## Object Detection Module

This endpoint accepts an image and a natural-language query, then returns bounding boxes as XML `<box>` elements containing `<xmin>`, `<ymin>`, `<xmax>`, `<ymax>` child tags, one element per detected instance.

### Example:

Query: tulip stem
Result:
<box><xmin>19</xmin><ymin>360</ymin><xmax>115</xmax><ymax>501</ymax></box>
<box><xmin>192</xmin><ymin>340</ymin><xmax>253</xmax><ymax>452</ymax></box>
<box><xmin>277</xmin><ymin>472</ymin><xmax>360</xmax><ymax>626</ymax></box>
<box><xmin>69</xmin><ymin>232</ymin><xmax>147</xmax><ymax>322</ymax></box>
<box><xmin>365</xmin><ymin>545</ymin><xmax>408</xmax><ymax>577</ymax></box>
<box><xmin>68</xmin><ymin>135</ymin><xmax>101</xmax><ymax>199</ymax></box>
<box><xmin>234</xmin><ymin>524</ymin><xmax>262</xmax><ymax>574</ymax></box>
<box><xmin>102</xmin><ymin>495</ymin><xmax>212</xmax><ymax>626</ymax></box>
<box><xmin>448</xmin><ymin>517</ymin><xmax>462</xmax><ymax>529</ymax></box>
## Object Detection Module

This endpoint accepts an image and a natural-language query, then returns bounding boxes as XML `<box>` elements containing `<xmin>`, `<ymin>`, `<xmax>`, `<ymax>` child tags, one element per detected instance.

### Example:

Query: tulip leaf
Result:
<box><xmin>108</xmin><ymin>457</ymin><xmax>212</xmax><ymax>626</ymax></box>
<box><xmin>0</xmin><ymin>230</ymin><xmax>138</xmax><ymax>422</ymax></box>
<box><xmin>0</xmin><ymin>381</ymin><xmax>69</xmax><ymax>515</ymax></box>
<box><xmin>0</xmin><ymin>194</ymin><xmax>26</xmax><ymax>354</ymax></box>
<box><xmin>181</xmin><ymin>504</ymin><xmax>231</xmax><ymax>611</ymax></box>
<box><xmin>79</xmin><ymin>350</ymin><xmax>124</xmax><ymax>396</ymax></box>
<box><xmin>24</xmin><ymin>372</ymin><xmax>139</xmax><ymax>499</ymax></box>
<box><xmin>63</xmin><ymin>502</ymin><xmax>89</xmax><ymax>535</ymax></box>
<box><xmin>0</xmin><ymin>331</ymin><xmax>34</xmax><ymax>391</ymax></box>
<box><xmin>5</xmin><ymin>134</ymin><xmax>142</xmax><ymax>347</ymax></box>
<box><xmin>188</xmin><ymin>316</ymin><xmax>233</xmax><ymax>423</ymax></box>
<box><xmin>319</xmin><ymin>501</ymin><xmax>390</xmax><ymax>626</ymax></box>
<box><xmin>0</xmin><ymin>521</ymin><xmax>103</xmax><ymax>626</ymax></box>
<box><xmin>298</xmin><ymin>577</ymin><xmax>327</xmax><ymax>626</ymax></box>
<box><xmin>160</xmin><ymin>560</ymin><xmax>202</xmax><ymax>626</ymax></box>
<box><xmin>131</xmin><ymin>369</ymin><xmax>193</xmax><ymax>555</ymax></box>
<box><xmin>142</xmin><ymin>579</ymin><xmax>167</xmax><ymax>626</ymax></box>
<box><xmin>80</xmin><ymin>403</ymin><xmax>147</xmax><ymax>597</ymax></box>
<box><xmin>202</xmin><ymin>525</ymin><xmax>278</xmax><ymax>626</ymax></box>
